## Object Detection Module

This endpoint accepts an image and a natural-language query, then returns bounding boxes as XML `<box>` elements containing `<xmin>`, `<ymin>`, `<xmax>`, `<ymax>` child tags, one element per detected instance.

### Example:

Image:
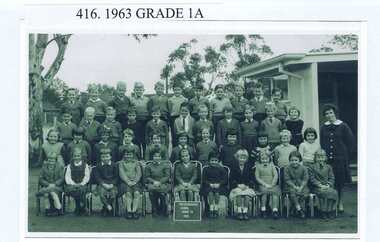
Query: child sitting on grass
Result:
<box><xmin>201</xmin><ymin>151</ymin><xmax>228</xmax><ymax>218</ymax></box>
<box><xmin>118</xmin><ymin>146</ymin><xmax>143</xmax><ymax>219</ymax></box>
<box><xmin>309</xmin><ymin>149</ymin><xmax>338</xmax><ymax>219</ymax></box>
<box><xmin>36</xmin><ymin>152</ymin><xmax>64</xmax><ymax>216</ymax></box>
<box><xmin>283</xmin><ymin>151</ymin><xmax>309</xmax><ymax>218</ymax></box>
<box><xmin>229</xmin><ymin>149</ymin><xmax>256</xmax><ymax>220</ymax></box>
<box><xmin>255</xmin><ymin>152</ymin><xmax>281</xmax><ymax>219</ymax></box>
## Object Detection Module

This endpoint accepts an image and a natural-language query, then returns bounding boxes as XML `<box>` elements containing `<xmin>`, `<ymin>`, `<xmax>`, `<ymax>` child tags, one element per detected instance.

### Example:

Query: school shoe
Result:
<box><xmin>261</xmin><ymin>211</ymin><xmax>268</xmax><ymax>218</ymax></box>
<box><xmin>272</xmin><ymin>211</ymin><xmax>280</xmax><ymax>219</ymax></box>
<box><xmin>328</xmin><ymin>211</ymin><xmax>336</xmax><ymax>219</ymax></box>
<box><xmin>237</xmin><ymin>212</ymin><xmax>244</xmax><ymax>220</ymax></box>
<box><xmin>243</xmin><ymin>213</ymin><xmax>250</xmax><ymax>220</ymax></box>
<box><xmin>133</xmin><ymin>212</ymin><xmax>140</xmax><ymax>219</ymax></box>
<box><xmin>214</xmin><ymin>210</ymin><xmax>219</xmax><ymax>218</ymax></box>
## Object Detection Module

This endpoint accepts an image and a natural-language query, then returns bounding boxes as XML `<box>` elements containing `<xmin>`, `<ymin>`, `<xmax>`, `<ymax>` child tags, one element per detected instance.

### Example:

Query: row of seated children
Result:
<box><xmin>37</xmin><ymin>137</ymin><xmax>337</xmax><ymax>221</ymax></box>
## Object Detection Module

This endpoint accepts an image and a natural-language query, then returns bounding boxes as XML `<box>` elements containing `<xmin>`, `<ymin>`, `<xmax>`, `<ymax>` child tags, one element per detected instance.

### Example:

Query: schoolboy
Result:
<box><xmin>240</xmin><ymin>105</ymin><xmax>260</xmax><ymax>156</ymax></box>
<box><xmin>57</xmin><ymin>108</ymin><xmax>77</xmax><ymax>164</ymax></box>
<box><xmin>219</xmin><ymin>128</ymin><xmax>243</xmax><ymax>169</ymax></box>
<box><xmin>260</xmin><ymin>102</ymin><xmax>284</xmax><ymax>149</ymax></box>
<box><xmin>148</xmin><ymin>81</ymin><xmax>169</xmax><ymax>122</ymax></box>
<box><xmin>272</xmin><ymin>88</ymin><xmax>288</xmax><ymax>124</ymax></box>
<box><xmin>118</xmin><ymin>128</ymin><xmax>141</xmax><ymax>161</ymax></box>
<box><xmin>79</xmin><ymin>106</ymin><xmax>101</xmax><ymax>149</ymax></box>
<box><xmin>249</xmin><ymin>82</ymin><xmax>269</xmax><ymax>124</ymax></box>
<box><xmin>209</xmin><ymin>84</ymin><xmax>232</xmax><ymax>129</ymax></box>
<box><xmin>84</xmin><ymin>85</ymin><xmax>107</xmax><ymax>123</ymax></box>
<box><xmin>145</xmin><ymin>106</ymin><xmax>169</xmax><ymax>147</ymax></box>
<box><xmin>192</xmin><ymin>104</ymin><xmax>214</xmax><ymax>144</ymax></box>
<box><xmin>170</xmin><ymin>132</ymin><xmax>196</xmax><ymax>163</ymax></box>
<box><xmin>108</xmin><ymin>81</ymin><xmax>133</xmax><ymax>127</ymax></box>
<box><xmin>168</xmin><ymin>81</ymin><xmax>188</xmax><ymax>144</ymax></box>
<box><xmin>230</xmin><ymin>84</ymin><xmax>249</xmax><ymax>122</ymax></box>
<box><xmin>216</xmin><ymin>106</ymin><xmax>241</xmax><ymax>149</ymax></box>
<box><xmin>145</xmin><ymin>133</ymin><xmax>169</xmax><ymax>161</ymax></box>
<box><xmin>124</xmin><ymin>107</ymin><xmax>139</xmax><ymax>145</ymax></box>
<box><xmin>102</xmin><ymin>106</ymin><xmax>122</xmax><ymax>145</ymax></box>
<box><xmin>196</xmin><ymin>128</ymin><xmax>218</xmax><ymax>165</ymax></box>
<box><xmin>93</xmin><ymin>126</ymin><xmax>118</xmax><ymax>164</ymax></box>
<box><xmin>61</xmin><ymin>88</ymin><xmax>83</xmax><ymax>125</ymax></box>
<box><xmin>173</xmin><ymin>102</ymin><xmax>195</xmax><ymax>147</ymax></box>
<box><xmin>188</xmin><ymin>84</ymin><xmax>209</xmax><ymax>121</ymax></box>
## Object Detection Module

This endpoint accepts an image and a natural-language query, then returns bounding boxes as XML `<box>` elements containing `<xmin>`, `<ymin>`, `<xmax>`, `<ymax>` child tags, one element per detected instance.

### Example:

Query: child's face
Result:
<box><xmin>201</xmin><ymin>130</ymin><xmax>210</xmax><ymax>140</ymax></box>
<box><xmin>173</xmin><ymin>87</ymin><xmax>182</xmax><ymax>96</ymax></box>
<box><xmin>215</xmin><ymin>88</ymin><xmax>224</xmax><ymax>98</ymax></box>
<box><xmin>134</xmin><ymin>87</ymin><xmax>144</xmax><ymax>97</ymax></box>
<box><xmin>209</xmin><ymin>157</ymin><xmax>219</xmax><ymax>165</ymax></box>
<box><xmin>289</xmin><ymin>109</ymin><xmax>299</xmax><ymax>120</ymax></box>
<box><xmin>124</xmin><ymin>134</ymin><xmax>133</xmax><ymax>143</ymax></box>
<box><xmin>48</xmin><ymin>131</ymin><xmax>59</xmax><ymax>144</ymax></box>
<box><xmin>180</xmin><ymin>107</ymin><xmax>189</xmax><ymax>118</ymax></box>
<box><xmin>73</xmin><ymin>151</ymin><xmax>82</xmax><ymax>161</ymax></box>
<box><xmin>85</xmin><ymin>111</ymin><xmax>95</xmax><ymax>121</ymax></box>
<box><xmin>47</xmin><ymin>156</ymin><xmax>57</xmax><ymax>165</ymax></box>
<box><xmin>62</xmin><ymin>113</ymin><xmax>72</xmax><ymax>123</ymax></box>
<box><xmin>272</xmin><ymin>91</ymin><xmax>281</xmax><ymax>102</ymax></box>
<box><xmin>116</xmin><ymin>86</ymin><xmax>126</xmax><ymax>97</ymax></box>
<box><xmin>105</xmin><ymin>111</ymin><xmax>115</xmax><ymax>121</ymax></box>
<box><xmin>152</xmin><ymin>111</ymin><xmax>160</xmax><ymax>120</ymax></box>
<box><xmin>152</xmin><ymin>152</ymin><xmax>161</xmax><ymax>162</ymax></box>
<box><xmin>258</xmin><ymin>136</ymin><xmax>268</xmax><ymax>146</ymax></box>
<box><xmin>254</xmin><ymin>88</ymin><xmax>263</xmax><ymax>97</ymax></box>
<box><xmin>235</xmin><ymin>87</ymin><xmax>244</xmax><ymax>97</ymax></box>
<box><xmin>227</xmin><ymin>134</ymin><xmax>237</xmax><ymax>144</ymax></box>
<box><xmin>123</xmin><ymin>152</ymin><xmax>134</xmax><ymax>161</ymax></box>
<box><xmin>101</xmin><ymin>133</ymin><xmax>109</xmax><ymax>142</ymax></box>
<box><xmin>178</xmin><ymin>136</ymin><xmax>188</xmax><ymax>146</ymax></box>
<box><xmin>67</xmin><ymin>90</ymin><xmax>76</xmax><ymax>101</ymax></box>
<box><xmin>152</xmin><ymin>135</ymin><xmax>161</xmax><ymax>145</ymax></box>
<box><xmin>181</xmin><ymin>151</ymin><xmax>191</xmax><ymax>163</ymax></box>
<box><xmin>73</xmin><ymin>134</ymin><xmax>83</xmax><ymax>141</ymax></box>
<box><xmin>315</xmin><ymin>152</ymin><xmax>327</xmax><ymax>163</ymax></box>
<box><xmin>266</xmin><ymin>108</ymin><xmax>275</xmax><ymax>117</ymax></box>
<box><xmin>127</xmin><ymin>113</ymin><xmax>136</xmax><ymax>121</ymax></box>
<box><xmin>260</xmin><ymin>154</ymin><xmax>270</xmax><ymax>164</ymax></box>
<box><xmin>155</xmin><ymin>85</ymin><xmax>164</xmax><ymax>95</ymax></box>
<box><xmin>224</xmin><ymin>110</ymin><xmax>233</xmax><ymax>119</ymax></box>
<box><xmin>237</xmin><ymin>154</ymin><xmax>248</xmax><ymax>166</ymax></box>
<box><xmin>199</xmin><ymin>108</ymin><xmax>208</xmax><ymax>119</ymax></box>
<box><xmin>306</xmin><ymin>133</ymin><xmax>316</xmax><ymax>143</ymax></box>
<box><xmin>100</xmin><ymin>153</ymin><xmax>111</xmax><ymax>163</ymax></box>
<box><xmin>244</xmin><ymin>109</ymin><xmax>254</xmax><ymax>120</ymax></box>
<box><xmin>194</xmin><ymin>89</ymin><xmax>203</xmax><ymax>97</ymax></box>
<box><xmin>289</xmin><ymin>156</ymin><xmax>301</xmax><ymax>167</ymax></box>
<box><xmin>280</xmin><ymin>134</ymin><xmax>291</xmax><ymax>144</ymax></box>
<box><xmin>89</xmin><ymin>89</ymin><xmax>99</xmax><ymax>99</ymax></box>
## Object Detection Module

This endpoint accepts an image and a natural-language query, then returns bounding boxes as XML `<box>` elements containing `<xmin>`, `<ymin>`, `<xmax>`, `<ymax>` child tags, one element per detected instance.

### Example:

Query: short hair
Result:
<box><xmin>123</xmin><ymin>128</ymin><xmax>134</xmax><ymax>137</ymax></box>
<box><xmin>223</xmin><ymin>106</ymin><xmax>233</xmax><ymax>113</ymax></box>
<box><xmin>61</xmin><ymin>108</ymin><xmax>71</xmax><ymax>115</ymax></box>
<box><xmin>265</xmin><ymin>102</ymin><xmax>276</xmax><ymax>112</ymax></box>
<box><xmin>234</xmin><ymin>84</ymin><xmax>244</xmax><ymax>91</ymax></box>
<box><xmin>172</xmin><ymin>81</ymin><xmax>184</xmax><ymax>89</ymax></box>
<box><xmin>226</xmin><ymin>128</ymin><xmax>237</xmax><ymax>137</ymax></box>
<box><xmin>272</xmin><ymin>87</ymin><xmax>282</xmax><ymax>96</ymax></box>
<box><xmin>322</xmin><ymin>103</ymin><xmax>338</xmax><ymax>116</ymax></box>
<box><xmin>122</xmin><ymin>145</ymin><xmax>136</xmax><ymax>156</ymax></box>
<box><xmin>214</xmin><ymin>84</ymin><xmax>224</xmax><ymax>92</ymax></box>
<box><xmin>85</xmin><ymin>107</ymin><xmax>95</xmax><ymax>114</ymax></box>
<box><xmin>234</xmin><ymin>149</ymin><xmax>249</xmax><ymax>160</ymax></box>
<box><xmin>253</xmin><ymin>82</ymin><xmax>263</xmax><ymax>89</ymax></box>
<box><xmin>73</xmin><ymin>127</ymin><xmax>84</xmax><ymax>135</ymax></box>
<box><xmin>303</xmin><ymin>127</ymin><xmax>318</xmax><ymax>140</ymax></box>
<box><xmin>180</xmin><ymin>102</ymin><xmax>189</xmax><ymax>110</ymax></box>
<box><xmin>106</xmin><ymin>106</ymin><xmax>115</xmax><ymax>114</ymax></box>
<box><xmin>208</xmin><ymin>150</ymin><xmax>219</xmax><ymax>161</ymax></box>
<box><xmin>116</xmin><ymin>81</ymin><xmax>126</xmax><ymax>90</ymax></box>
<box><xmin>289</xmin><ymin>150</ymin><xmax>302</xmax><ymax>161</ymax></box>
<box><xmin>195</xmin><ymin>84</ymin><xmax>204</xmax><ymax>90</ymax></box>
<box><xmin>198</xmin><ymin>104</ymin><xmax>208</xmax><ymax>112</ymax></box>
<box><xmin>87</xmin><ymin>84</ymin><xmax>98</xmax><ymax>92</ymax></box>
<box><xmin>177</xmin><ymin>131</ymin><xmax>188</xmax><ymax>140</ymax></box>
<box><xmin>66</xmin><ymin>88</ymin><xmax>76</xmax><ymax>93</ymax></box>
<box><xmin>314</xmin><ymin>149</ymin><xmax>327</xmax><ymax>162</ymax></box>
<box><xmin>100</xmin><ymin>148</ymin><xmax>111</xmax><ymax>155</ymax></box>
<box><xmin>244</xmin><ymin>105</ymin><xmax>255</xmax><ymax>113</ymax></box>
<box><xmin>46</xmin><ymin>128</ymin><xmax>59</xmax><ymax>140</ymax></box>
<box><xmin>257</xmin><ymin>131</ymin><xmax>268</xmax><ymax>139</ymax></box>
<box><xmin>155</xmin><ymin>81</ymin><xmax>165</xmax><ymax>88</ymax></box>
<box><xmin>150</xmin><ymin>146</ymin><xmax>166</xmax><ymax>160</ymax></box>
<box><xmin>179</xmin><ymin>148</ymin><xmax>191</xmax><ymax>159</ymax></box>
<box><xmin>288</xmin><ymin>106</ymin><xmax>301</xmax><ymax>116</ymax></box>
<box><xmin>134</xmin><ymin>82</ymin><xmax>144</xmax><ymax>89</ymax></box>
<box><xmin>127</xmin><ymin>107</ymin><xmax>137</xmax><ymax>115</ymax></box>
<box><xmin>279</xmin><ymin>129</ymin><xmax>292</xmax><ymax>139</ymax></box>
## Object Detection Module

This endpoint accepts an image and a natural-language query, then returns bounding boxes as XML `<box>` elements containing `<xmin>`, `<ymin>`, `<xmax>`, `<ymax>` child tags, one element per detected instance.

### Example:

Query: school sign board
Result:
<box><xmin>173</xmin><ymin>201</ymin><xmax>202</xmax><ymax>221</ymax></box>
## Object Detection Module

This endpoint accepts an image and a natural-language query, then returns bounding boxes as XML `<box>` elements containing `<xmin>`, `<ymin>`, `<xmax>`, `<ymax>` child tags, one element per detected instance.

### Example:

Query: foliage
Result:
<box><xmin>309</xmin><ymin>34</ymin><xmax>358</xmax><ymax>53</ymax></box>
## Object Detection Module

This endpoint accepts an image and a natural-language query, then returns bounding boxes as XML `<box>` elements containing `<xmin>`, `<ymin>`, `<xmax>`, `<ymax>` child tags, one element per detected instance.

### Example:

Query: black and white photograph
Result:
<box><xmin>26</xmin><ymin>33</ymin><xmax>358</xmax><ymax>235</ymax></box>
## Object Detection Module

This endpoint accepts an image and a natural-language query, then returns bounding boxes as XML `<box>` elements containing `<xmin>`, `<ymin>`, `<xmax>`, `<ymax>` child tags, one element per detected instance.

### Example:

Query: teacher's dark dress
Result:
<box><xmin>320</xmin><ymin>120</ymin><xmax>355</xmax><ymax>189</ymax></box>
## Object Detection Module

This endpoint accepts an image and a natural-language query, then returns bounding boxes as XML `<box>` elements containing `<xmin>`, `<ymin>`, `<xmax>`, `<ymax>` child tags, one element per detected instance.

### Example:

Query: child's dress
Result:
<box><xmin>42</xmin><ymin>142</ymin><xmax>64</xmax><ymax>166</ymax></box>
<box><xmin>201</xmin><ymin>163</ymin><xmax>228</xmax><ymax>197</ymax></box>
<box><xmin>255</xmin><ymin>162</ymin><xmax>281</xmax><ymax>195</ymax></box>
<box><xmin>145</xmin><ymin>160</ymin><xmax>171</xmax><ymax>192</ymax></box>
<box><xmin>229</xmin><ymin>162</ymin><xmax>256</xmax><ymax>200</ymax></box>
<box><xmin>118</xmin><ymin>160</ymin><xmax>142</xmax><ymax>194</ymax></box>
<box><xmin>309</xmin><ymin>162</ymin><xmax>338</xmax><ymax>201</ymax></box>
<box><xmin>273</xmin><ymin>144</ymin><xmax>297</xmax><ymax>168</ymax></box>
<box><xmin>283</xmin><ymin>164</ymin><xmax>309</xmax><ymax>196</ymax></box>
<box><xmin>285</xmin><ymin>119</ymin><xmax>304</xmax><ymax>147</ymax></box>
<box><xmin>37</xmin><ymin>162</ymin><xmax>65</xmax><ymax>196</ymax></box>
<box><xmin>174</xmin><ymin>162</ymin><xmax>200</xmax><ymax>193</ymax></box>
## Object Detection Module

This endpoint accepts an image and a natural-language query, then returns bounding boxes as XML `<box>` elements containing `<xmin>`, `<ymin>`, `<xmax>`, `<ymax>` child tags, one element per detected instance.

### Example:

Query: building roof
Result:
<box><xmin>236</xmin><ymin>51</ymin><xmax>358</xmax><ymax>78</ymax></box>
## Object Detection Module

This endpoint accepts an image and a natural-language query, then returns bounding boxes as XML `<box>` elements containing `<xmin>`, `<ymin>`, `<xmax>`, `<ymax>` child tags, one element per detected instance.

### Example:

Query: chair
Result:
<box><xmin>62</xmin><ymin>165</ymin><xmax>92</xmax><ymax>215</ymax></box>
<box><xmin>283</xmin><ymin>192</ymin><xmax>316</xmax><ymax>218</ymax></box>
<box><xmin>36</xmin><ymin>183</ymin><xmax>64</xmax><ymax>216</ymax></box>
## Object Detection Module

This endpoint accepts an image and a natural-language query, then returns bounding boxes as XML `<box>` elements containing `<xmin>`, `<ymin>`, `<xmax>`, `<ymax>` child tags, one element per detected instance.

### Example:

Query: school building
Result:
<box><xmin>235</xmin><ymin>51</ymin><xmax>358</xmax><ymax>138</ymax></box>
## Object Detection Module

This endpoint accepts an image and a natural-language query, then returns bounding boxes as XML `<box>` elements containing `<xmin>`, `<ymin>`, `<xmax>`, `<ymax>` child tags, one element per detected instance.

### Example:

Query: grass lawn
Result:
<box><xmin>27</xmin><ymin>167</ymin><xmax>358</xmax><ymax>234</ymax></box>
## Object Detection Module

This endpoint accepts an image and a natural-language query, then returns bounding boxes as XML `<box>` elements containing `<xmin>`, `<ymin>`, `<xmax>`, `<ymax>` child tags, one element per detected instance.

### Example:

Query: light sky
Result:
<box><xmin>42</xmin><ymin>34</ymin><xmax>332</xmax><ymax>94</ymax></box>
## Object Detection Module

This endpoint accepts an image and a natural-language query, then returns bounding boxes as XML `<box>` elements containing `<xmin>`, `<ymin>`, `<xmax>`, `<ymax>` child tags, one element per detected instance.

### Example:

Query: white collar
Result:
<box><xmin>324</xmin><ymin>120</ymin><xmax>343</xmax><ymax>125</ymax></box>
